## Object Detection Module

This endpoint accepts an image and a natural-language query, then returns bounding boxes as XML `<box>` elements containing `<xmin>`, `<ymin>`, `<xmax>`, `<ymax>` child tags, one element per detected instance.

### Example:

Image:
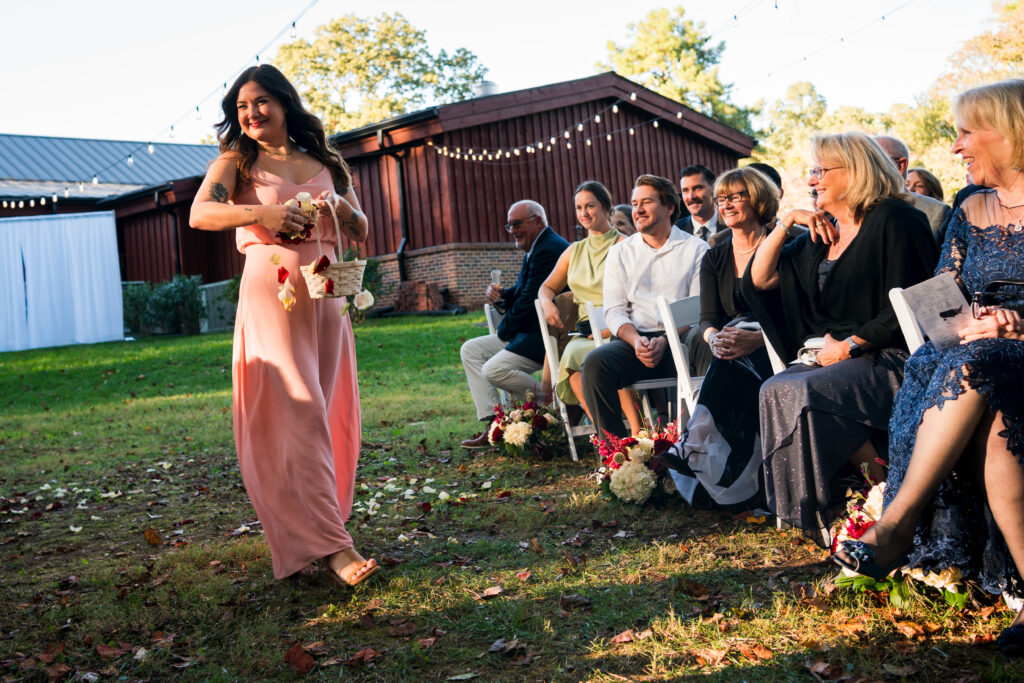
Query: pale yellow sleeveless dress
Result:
<box><xmin>556</xmin><ymin>228</ymin><xmax>620</xmax><ymax>404</ymax></box>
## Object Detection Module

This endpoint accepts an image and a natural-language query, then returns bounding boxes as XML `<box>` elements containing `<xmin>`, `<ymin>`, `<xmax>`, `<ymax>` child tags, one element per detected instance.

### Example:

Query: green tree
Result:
<box><xmin>931</xmin><ymin>0</ymin><xmax>1024</xmax><ymax>98</ymax></box>
<box><xmin>598</xmin><ymin>6</ymin><xmax>755</xmax><ymax>134</ymax></box>
<box><xmin>276</xmin><ymin>13</ymin><xmax>488</xmax><ymax>133</ymax></box>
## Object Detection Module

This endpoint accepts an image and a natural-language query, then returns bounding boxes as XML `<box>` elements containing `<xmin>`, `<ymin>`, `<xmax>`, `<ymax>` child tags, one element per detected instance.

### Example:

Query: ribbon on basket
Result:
<box><xmin>300</xmin><ymin>196</ymin><xmax>366</xmax><ymax>300</ymax></box>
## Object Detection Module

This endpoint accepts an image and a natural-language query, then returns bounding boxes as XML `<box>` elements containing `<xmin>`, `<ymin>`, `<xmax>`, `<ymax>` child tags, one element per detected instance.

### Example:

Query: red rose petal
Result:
<box><xmin>277</xmin><ymin>266</ymin><xmax>289</xmax><ymax>284</ymax></box>
<box><xmin>325</xmin><ymin>279</ymin><xmax>335</xmax><ymax>295</ymax></box>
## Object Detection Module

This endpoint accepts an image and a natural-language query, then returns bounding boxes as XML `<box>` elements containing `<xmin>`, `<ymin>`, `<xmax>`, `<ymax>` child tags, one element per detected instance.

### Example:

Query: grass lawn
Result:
<box><xmin>0</xmin><ymin>314</ymin><xmax>1019</xmax><ymax>681</ymax></box>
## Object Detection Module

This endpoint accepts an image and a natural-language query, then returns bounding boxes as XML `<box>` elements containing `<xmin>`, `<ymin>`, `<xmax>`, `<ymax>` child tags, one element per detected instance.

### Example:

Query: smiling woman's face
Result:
<box><xmin>237</xmin><ymin>80</ymin><xmax>287</xmax><ymax>143</ymax></box>
<box><xmin>952</xmin><ymin>121</ymin><xmax>1015</xmax><ymax>188</ymax></box>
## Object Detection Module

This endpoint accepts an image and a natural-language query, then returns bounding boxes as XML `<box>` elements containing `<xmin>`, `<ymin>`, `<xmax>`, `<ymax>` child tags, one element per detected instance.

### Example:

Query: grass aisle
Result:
<box><xmin>0</xmin><ymin>314</ymin><xmax>1018</xmax><ymax>681</ymax></box>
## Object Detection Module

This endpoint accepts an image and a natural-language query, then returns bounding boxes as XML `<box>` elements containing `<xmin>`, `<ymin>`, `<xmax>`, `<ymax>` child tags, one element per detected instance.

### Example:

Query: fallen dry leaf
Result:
<box><xmin>559</xmin><ymin>594</ymin><xmax>592</xmax><ymax>610</ymax></box>
<box><xmin>528</xmin><ymin>537</ymin><xmax>544</xmax><ymax>554</ymax></box>
<box><xmin>417</xmin><ymin>637</ymin><xmax>437</xmax><ymax>649</ymax></box>
<box><xmin>302</xmin><ymin>641</ymin><xmax>330</xmax><ymax>656</ymax></box>
<box><xmin>358</xmin><ymin>612</ymin><xmax>375</xmax><ymax>629</ymax></box>
<box><xmin>895</xmin><ymin>621</ymin><xmax>925</xmax><ymax>639</ymax></box>
<box><xmin>468</xmin><ymin>585</ymin><xmax>504</xmax><ymax>600</ymax></box>
<box><xmin>95</xmin><ymin>643</ymin><xmax>127</xmax><ymax>659</ymax></box>
<box><xmin>388</xmin><ymin>621</ymin><xmax>417</xmax><ymax>637</ymax></box>
<box><xmin>693</xmin><ymin>648</ymin><xmax>727</xmax><ymax>666</ymax></box>
<box><xmin>611</xmin><ymin>629</ymin><xmax>634</xmax><ymax>644</ymax></box>
<box><xmin>284</xmin><ymin>641</ymin><xmax>314</xmax><ymax>675</ymax></box>
<box><xmin>446</xmin><ymin>674</ymin><xmax>479</xmax><ymax>681</ymax></box>
<box><xmin>676</xmin><ymin>579</ymin><xmax>711</xmax><ymax>599</ymax></box>
<box><xmin>515</xmin><ymin>570</ymin><xmax>531</xmax><ymax>581</ymax></box>
<box><xmin>883</xmin><ymin>662</ymin><xmax>921</xmax><ymax>676</ymax></box>
<box><xmin>345</xmin><ymin>646</ymin><xmax>378</xmax><ymax>666</ymax></box>
<box><xmin>143</xmin><ymin>528</ymin><xmax>162</xmax><ymax>546</ymax></box>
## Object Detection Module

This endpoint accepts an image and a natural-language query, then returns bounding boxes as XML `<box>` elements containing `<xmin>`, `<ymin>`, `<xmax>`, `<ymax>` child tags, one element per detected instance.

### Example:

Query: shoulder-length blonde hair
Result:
<box><xmin>713</xmin><ymin>167</ymin><xmax>780</xmax><ymax>224</ymax></box>
<box><xmin>810</xmin><ymin>131</ymin><xmax>906</xmax><ymax>222</ymax></box>
<box><xmin>953</xmin><ymin>78</ymin><xmax>1024</xmax><ymax>171</ymax></box>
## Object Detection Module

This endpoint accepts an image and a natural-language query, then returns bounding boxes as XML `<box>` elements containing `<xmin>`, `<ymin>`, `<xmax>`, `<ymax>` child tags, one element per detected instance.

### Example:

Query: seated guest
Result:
<box><xmin>537</xmin><ymin>181</ymin><xmax>641</xmax><ymax>433</ymax></box>
<box><xmin>610</xmin><ymin>204</ymin><xmax>637</xmax><ymax>235</ymax></box>
<box><xmin>664</xmin><ymin>167</ymin><xmax>779</xmax><ymax>510</ymax></box>
<box><xmin>743</xmin><ymin>131</ymin><xmax>938</xmax><ymax>541</ymax></box>
<box><xmin>835</xmin><ymin>79</ymin><xmax>1024</xmax><ymax>656</ymax></box>
<box><xmin>874</xmin><ymin>135</ymin><xmax>951</xmax><ymax>244</ymax></box>
<box><xmin>906</xmin><ymin>167</ymin><xmax>944</xmax><ymax>201</ymax></box>
<box><xmin>675</xmin><ymin>164</ymin><xmax>726</xmax><ymax>244</ymax></box>
<box><xmin>581</xmin><ymin>174</ymin><xmax>711</xmax><ymax>438</ymax></box>
<box><xmin>460</xmin><ymin>200</ymin><xmax>569</xmax><ymax>449</ymax></box>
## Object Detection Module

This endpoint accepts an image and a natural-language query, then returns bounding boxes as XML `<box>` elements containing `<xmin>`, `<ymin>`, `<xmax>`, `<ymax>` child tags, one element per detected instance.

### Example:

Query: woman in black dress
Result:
<box><xmin>744</xmin><ymin>131</ymin><xmax>938</xmax><ymax>541</ymax></box>
<box><xmin>665</xmin><ymin>167</ymin><xmax>776</xmax><ymax>510</ymax></box>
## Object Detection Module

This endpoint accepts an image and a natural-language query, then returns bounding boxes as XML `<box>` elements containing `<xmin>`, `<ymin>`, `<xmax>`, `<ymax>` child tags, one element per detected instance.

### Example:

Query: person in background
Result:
<box><xmin>189</xmin><ymin>64</ymin><xmax>377</xmax><ymax>587</ymax></box>
<box><xmin>538</xmin><ymin>181</ymin><xmax>641</xmax><ymax>432</ymax></box>
<box><xmin>610</xmin><ymin>203</ymin><xmax>636</xmax><ymax>235</ymax></box>
<box><xmin>874</xmin><ymin>135</ymin><xmax>951</xmax><ymax>244</ymax></box>
<box><xmin>744</xmin><ymin>131</ymin><xmax>938</xmax><ymax>543</ymax></box>
<box><xmin>459</xmin><ymin>200</ymin><xmax>569</xmax><ymax>449</ymax></box>
<box><xmin>906</xmin><ymin>167</ymin><xmax>944</xmax><ymax>201</ymax></box>
<box><xmin>834</xmin><ymin>79</ymin><xmax>1024</xmax><ymax>658</ymax></box>
<box><xmin>581</xmin><ymin>174</ymin><xmax>710</xmax><ymax>438</ymax></box>
<box><xmin>675</xmin><ymin>165</ymin><xmax>725</xmax><ymax>243</ymax></box>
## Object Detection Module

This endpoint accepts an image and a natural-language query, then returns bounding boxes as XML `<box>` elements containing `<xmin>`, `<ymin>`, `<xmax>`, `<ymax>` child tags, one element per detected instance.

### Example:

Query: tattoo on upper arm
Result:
<box><xmin>209</xmin><ymin>182</ymin><xmax>229</xmax><ymax>203</ymax></box>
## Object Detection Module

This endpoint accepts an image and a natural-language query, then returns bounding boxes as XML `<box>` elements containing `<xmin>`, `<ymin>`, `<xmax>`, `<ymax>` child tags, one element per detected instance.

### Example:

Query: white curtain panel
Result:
<box><xmin>0</xmin><ymin>211</ymin><xmax>123</xmax><ymax>352</ymax></box>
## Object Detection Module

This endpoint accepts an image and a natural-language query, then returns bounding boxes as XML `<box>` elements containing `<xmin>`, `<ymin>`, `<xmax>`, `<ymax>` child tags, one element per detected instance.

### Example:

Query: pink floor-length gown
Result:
<box><xmin>231</xmin><ymin>166</ymin><xmax>361</xmax><ymax>579</ymax></box>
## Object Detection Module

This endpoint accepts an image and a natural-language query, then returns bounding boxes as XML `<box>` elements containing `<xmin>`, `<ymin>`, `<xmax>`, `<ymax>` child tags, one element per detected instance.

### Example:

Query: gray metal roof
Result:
<box><xmin>0</xmin><ymin>134</ymin><xmax>219</xmax><ymax>186</ymax></box>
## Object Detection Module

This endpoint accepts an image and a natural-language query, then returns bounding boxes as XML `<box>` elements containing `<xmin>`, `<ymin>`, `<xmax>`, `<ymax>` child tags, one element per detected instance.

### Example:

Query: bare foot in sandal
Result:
<box><xmin>328</xmin><ymin>548</ymin><xmax>379</xmax><ymax>587</ymax></box>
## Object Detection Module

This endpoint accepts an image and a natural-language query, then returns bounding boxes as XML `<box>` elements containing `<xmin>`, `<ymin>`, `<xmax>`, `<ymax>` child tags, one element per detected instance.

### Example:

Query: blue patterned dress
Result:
<box><xmin>885</xmin><ymin>189</ymin><xmax>1024</xmax><ymax>599</ymax></box>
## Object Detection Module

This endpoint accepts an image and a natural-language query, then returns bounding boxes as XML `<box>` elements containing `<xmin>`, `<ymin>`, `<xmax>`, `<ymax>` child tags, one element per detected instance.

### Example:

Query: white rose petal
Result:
<box><xmin>353</xmin><ymin>290</ymin><xmax>375</xmax><ymax>310</ymax></box>
<box><xmin>438</xmin><ymin>491</ymin><xmax>450</xmax><ymax>501</ymax></box>
<box><xmin>422</xmin><ymin>486</ymin><xmax>436</xmax><ymax>494</ymax></box>
<box><xmin>481</xmin><ymin>481</ymin><xmax>493</xmax><ymax>489</ymax></box>
<box><xmin>397</xmin><ymin>533</ymin><xmax>410</xmax><ymax>543</ymax></box>
<box><xmin>69</xmin><ymin>525</ymin><xmax>83</xmax><ymax>533</ymax></box>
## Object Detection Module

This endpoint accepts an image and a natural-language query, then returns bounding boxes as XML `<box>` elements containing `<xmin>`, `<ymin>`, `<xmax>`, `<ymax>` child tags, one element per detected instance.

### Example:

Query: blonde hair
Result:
<box><xmin>809</xmin><ymin>131</ymin><xmax>907</xmax><ymax>222</ymax></box>
<box><xmin>953</xmin><ymin>78</ymin><xmax>1024</xmax><ymax>170</ymax></box>
<box><xmin>713</xmin><ymin>167</ymin><xmax>780</xmax><ymax>224</ymax></box>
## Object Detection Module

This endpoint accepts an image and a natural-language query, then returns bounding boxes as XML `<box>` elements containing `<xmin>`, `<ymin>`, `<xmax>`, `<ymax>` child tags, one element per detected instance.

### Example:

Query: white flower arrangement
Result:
<box><xmin>503</xmin><ymin>421</ymin><xmax>533</xmax><ymax>448</ymax></box>
<box><xmin>608</xmin><ymin>459</ymin><xmax>657</xmax><ymax>504</ymax></box>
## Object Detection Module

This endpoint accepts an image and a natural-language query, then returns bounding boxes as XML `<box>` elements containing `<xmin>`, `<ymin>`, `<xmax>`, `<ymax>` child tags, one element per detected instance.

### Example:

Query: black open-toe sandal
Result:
<box><xmin>997</xmin><ymin>623</ymin><xmax>1024</xmax><ymax>658</ymax></box>
<box><xmin>832</xmin><ymin>540</ymin><xmax>902</xmax><ymax>581</ymax></box>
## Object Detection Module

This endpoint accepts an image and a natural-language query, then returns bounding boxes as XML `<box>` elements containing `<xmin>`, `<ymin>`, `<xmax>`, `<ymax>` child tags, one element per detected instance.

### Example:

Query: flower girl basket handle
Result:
<box><xmin>300</xmin><ymin>197</ymin><xmax>366</xmax><ymax>299</ymax></box>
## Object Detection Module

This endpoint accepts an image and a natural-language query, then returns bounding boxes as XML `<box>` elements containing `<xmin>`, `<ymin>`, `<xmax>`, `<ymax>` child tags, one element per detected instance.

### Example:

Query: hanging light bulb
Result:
<box><xmin>563</xmin><ymin>131</ymin><xmax>570</xmax><ymax>139</ymax></box>
<box><xmin>504</xmin><ymin>151</ymin><xmax>510</xmax><ymax>158</ymax></box>
<box><xmin>426</xmin><ymin>140</ymin><xmax>434</xmax><ymax>147</ymax></box>
<box><xmin>2</xmin><ymin>201</ymin><xmax>7</xmax><ymax>208</ymax></box>
<box><xmin>467</xmin><ymin>148</ymin><xmax>473</xmax><ymax>155</ymax></box>
<box><xmin>606</xmin><ymin>134</ymin><xmax>612</xmax><ymax>141</ymax></box>
<box><xmin>630</xmin><ymin>92</ymin><xmax>637</xmax><ymax>101</ymax></box>
<box><xmin>169</xmin><ymin>125</ymin><xmax>175</xmax><ymax>139</ymax></box>
<box><xmin>127</xmin><ymin>155</ymin><xmax>134</xmax><ymax>167</ymax></box>
<box><xmin>586</xmin><ymin>139</ymin><xmax>592</xmax><ymax>146</ymax></box>
<box><xmin>545</xmin><ymin>145</ymin><xmax>552</xmax><ymax>152</ymax></box>
<box><xmin>64</xmin><ymin>189</ymin><xmax>69</xmax><ymax>198</ymax></box>
<box><xmin>290</xmin><ymin>21</ymin><xmax>297</xmax><ymax>38</ymax></box>
<box><xmin>566</xmin><ymin>142</ymin><xmax>572</xmax><ymax>150</ymax></box>
<box><xmin>148</xmin><ymin>143</ymin><xmax>155</xmax><ymax>154</ymax></box>
<box><xmin>549</xmin><ymin>137</ymin><xmax>556</xmax><ymax>145</ymax></box>
<box><xmin>194</xmin><ymin>106</ymin><xmax>201</xmax><ymax>120</ymax></box>
<box><xmin>653</xmin><ymin>121</ymin><xmax>659</xmax><ymax>128</ymax></box>
<box><xmin>629</xmin><ymin>128</ymin><xmax>635</xmax><ymax>135</ymax></box>
<box><xmin>79</xmin><ymin>182</ymin><xmax>85</xmax><ymax>192</ymax></box>
<box><xmin>52</xmin><ymin>194</ymin><xmax>58</xmax><ymax>203</ymax></box>
<box><xmin>513</xmin><ymin>148</ymin><xmax>520</xmax><ymax>156</ymax></box>
<box><xmin>455</xmin><ymin>153</ymin><xmax>461</xmax><ymax>159</ymax></box>
<box><xmin>92</xmin><ymin>175</ymin><xmax>98</xmax><ymax>184</ymax></box>
<box><xmin>29</xmin><ymin>199</ymin><xmax>35</xmax><ymax>207</ymax></box>
<box><xmin>577</xmin><ymin>123</ymin><xmax>584</xmax><ymax>132</ymax></box>
<box><xmin>40</xmin><ymin>197</ymin><xmax>46</xmax><ymax>206</ymax></box>
<box><xmin>676</xmin><ymin>111</ymin><xmax>683</xmax><ymax>118</ymax></box>
<box><xmin>612</xmin><ymin>104</ymin><xmax>619</xmax><ymax>114</ymax></box>
<box><xmin>18</xmin><ymin>200</ymin><xmax>24</xmax><ymax>208</ymax></box>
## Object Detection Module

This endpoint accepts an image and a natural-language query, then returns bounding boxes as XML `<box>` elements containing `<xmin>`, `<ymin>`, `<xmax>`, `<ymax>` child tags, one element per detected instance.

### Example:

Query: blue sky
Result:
<box><xmin>1</xmin><ymin>0</ymin><xmax>992</xmax><ymax>144</ymax></box>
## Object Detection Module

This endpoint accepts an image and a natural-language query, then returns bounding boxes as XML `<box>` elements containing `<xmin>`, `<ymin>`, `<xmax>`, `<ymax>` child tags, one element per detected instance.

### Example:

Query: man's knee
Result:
<box><xmin>581</xmin><ymin>343</ymin><xmax>618</xmax><ymax>391</ymax></box>
<box><xmin>461</xmin><ymin>335</ymin><xmax>492</xmax><ymax>365</ymax></box>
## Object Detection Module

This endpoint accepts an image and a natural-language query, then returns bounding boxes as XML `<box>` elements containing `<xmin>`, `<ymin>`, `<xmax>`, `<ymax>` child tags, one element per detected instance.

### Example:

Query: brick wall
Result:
<box><xmin>374</xmin><ymin>242</ymin><xmax>525</xmax><ymax>310</ymax></box>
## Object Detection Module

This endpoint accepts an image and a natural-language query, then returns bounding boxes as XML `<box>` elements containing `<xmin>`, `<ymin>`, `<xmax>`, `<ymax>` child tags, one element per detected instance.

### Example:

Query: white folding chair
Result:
<box><xmin>585</xmin><ymin>301</ymin><xmax>678</xmax><ymax>428</ymax></box>
<box><xmin>482</xmin><ymin>303</ymin><xmax>510</xmax><ymax>407</ymax></box>
<box><xmin>761</xmin><ymin>329</ymin><xmax>788</xmax><ymax>374</ymax></box>
<box><xmin>533</xmin><ymin>300</ymin><xmax>593</xmax><ymax>461</ymax></box>
<box><xmin>655</xmin><ymin>295</ymin><xmax>706</xmax><ymax>426</ymax></box>
<box><xmin>888</xmin><ymin>287</ymin><xmax>925</xmax><ymax>353</ymax></box>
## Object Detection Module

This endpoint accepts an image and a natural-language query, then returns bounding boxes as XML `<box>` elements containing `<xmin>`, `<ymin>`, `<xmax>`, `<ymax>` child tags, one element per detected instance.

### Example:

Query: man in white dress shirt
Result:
<box><xmin>581</xmin><ymin>174</ymin><xmax>711</xmax><ymax>438</ymax></box>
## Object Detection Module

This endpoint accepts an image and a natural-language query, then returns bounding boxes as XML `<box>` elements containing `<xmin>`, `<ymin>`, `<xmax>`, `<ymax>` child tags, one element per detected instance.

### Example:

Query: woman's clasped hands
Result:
<box><xmin>709</xmin><ymin>327</ymin><xmax>763</xmax><ymax>360</ymax></box>
<box><xmin>960</xmin><ymin>307</ymin><xmax>1024</xmax><ymax>342</ymax></box>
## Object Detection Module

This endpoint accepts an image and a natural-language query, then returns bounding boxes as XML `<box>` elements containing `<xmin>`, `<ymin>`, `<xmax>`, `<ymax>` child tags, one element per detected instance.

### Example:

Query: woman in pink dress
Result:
<box><xmin>189</xmin><ymin>65</ymin><xmax>377</xmax><ymax>586</ymax></box>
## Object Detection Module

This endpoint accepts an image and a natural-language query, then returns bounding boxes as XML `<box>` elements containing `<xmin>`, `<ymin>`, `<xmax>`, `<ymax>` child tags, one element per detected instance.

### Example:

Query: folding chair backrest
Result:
<box><xmin>586</xmin><ymin>302</ymin><xmax>608</xmax><ymax>347</ymax></box>
<box><xmin>483</xmin><ymin>303</ymin><xmax>502</xmax><ymax>336</ymax></box>
<box><xmin>655</xmin><ymin>295</ymin><xmax>704</xmax><ymax>424</ymax></box>
<box><xmin>534</xmin><ymin>299</ymin><xmax>562</xmax><ymax>380</ymax></box>
<box><xmin>888</xmin><ymin>287</ymin><xmax>925</xmax><ymax>354</ymax></box>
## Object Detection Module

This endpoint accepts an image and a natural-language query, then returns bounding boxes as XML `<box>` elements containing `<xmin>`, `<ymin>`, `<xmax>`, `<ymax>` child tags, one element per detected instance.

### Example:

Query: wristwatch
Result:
<box><xmin>844</xmin><ymin>337</ymin><xmax>862</xmax><ymax>358</ymax></box>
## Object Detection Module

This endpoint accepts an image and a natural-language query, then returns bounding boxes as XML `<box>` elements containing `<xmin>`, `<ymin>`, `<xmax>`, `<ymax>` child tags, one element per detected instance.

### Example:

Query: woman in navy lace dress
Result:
<box><xmin>834</xmin><ymin>79</ymin><xmax>1024</xmax><ymax>657</ymax></box>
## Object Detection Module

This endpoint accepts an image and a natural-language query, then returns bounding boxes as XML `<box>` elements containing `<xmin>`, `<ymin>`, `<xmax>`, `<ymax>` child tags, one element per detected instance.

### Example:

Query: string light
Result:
<box><xmin>126</xmin><ymin>155</ymin><xmax>134</xmax><ymax>167</ymax></box>
<box><xmin>594</xmin><ymin>114</ymin><xmax>601</xmax><ymax>123</ymax></box>
<box><xmin>29</xmin><ymin>200</ymin><xmax>35</xmax><ymax>208</ymax></box>
<box><xmin>612</xmin><ymin>104</ymin><xmax>619</xmax><ymax>114</ymax></box>
<box><xmin>92</xmin><ymin>175</ymin><xmax>98</xmax><ymax>185</ymax></box>
<box><xmin>40</xmin><ymin>198</ymin><xmax>45</xmax><ymax>206</ymax></box>
<box><xmin>148</xmin><ymin>144</ymin><xmax>155</xmax><ymax>154</ymax></box>
<box><xmin>290</xmin><ymin>21</ymin><xmax>297</xmax><ymax>38</ymax></box>
<box><xmin>629</xmin><ymin>92</ymin><xmax>637</xmax><ymax>101</ymax></box>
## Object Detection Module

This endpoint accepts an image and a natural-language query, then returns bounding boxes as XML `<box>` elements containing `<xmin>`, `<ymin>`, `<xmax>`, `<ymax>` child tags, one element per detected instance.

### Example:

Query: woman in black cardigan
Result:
<box><xmin>744</xmin><ymin>131</ymin><xmax>938</xmax><ymax>542</ymax></box>
<box><xmin>664</xmin><ymin>166</ymin><xmax>778</xmax><ymax>510</ymax></box>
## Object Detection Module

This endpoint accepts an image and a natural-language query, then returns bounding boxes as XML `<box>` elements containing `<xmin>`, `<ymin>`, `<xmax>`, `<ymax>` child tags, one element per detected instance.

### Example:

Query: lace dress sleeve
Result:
<box><xmin>936</xmin><ymin>204</ymin><xmax>968</xmax><ymax>290</ymax></box>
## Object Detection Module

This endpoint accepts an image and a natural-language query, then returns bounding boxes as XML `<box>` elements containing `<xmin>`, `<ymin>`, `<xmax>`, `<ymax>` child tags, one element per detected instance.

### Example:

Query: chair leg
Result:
<box><xmin>639</xmin><ymin>391</ymin><xmax>655</xmax><ymax>428</ymax></box>
<box><xmin>556</xmin><ymin>397</ymin><xmax>579</xmax><ymax>462</ymax></box>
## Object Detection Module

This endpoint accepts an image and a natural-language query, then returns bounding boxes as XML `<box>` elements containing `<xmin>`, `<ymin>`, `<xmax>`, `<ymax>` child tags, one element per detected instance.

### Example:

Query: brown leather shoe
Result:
<box><xmin>461</xmin><ymin>430</ymin><xmax>491</xmax><ymax>449</ymax></box>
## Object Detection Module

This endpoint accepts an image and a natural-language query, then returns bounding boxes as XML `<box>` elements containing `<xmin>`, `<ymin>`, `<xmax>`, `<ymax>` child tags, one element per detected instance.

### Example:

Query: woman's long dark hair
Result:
<box><xmin>215</xmin><ymin>64</ymin><xmax>352</xmax><ymax>193</ymax></box>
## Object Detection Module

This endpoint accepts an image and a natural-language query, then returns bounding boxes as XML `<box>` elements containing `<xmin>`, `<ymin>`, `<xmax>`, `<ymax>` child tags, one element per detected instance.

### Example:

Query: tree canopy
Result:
<box><xmin>275</xmin><ymin>12</ymin><xmax>488</xmax><ymax>133</ymax></box>
<box><xmin>598</xmin><ymin>6</ymin><xmax>755</xmax><ymax>134</ymax></box>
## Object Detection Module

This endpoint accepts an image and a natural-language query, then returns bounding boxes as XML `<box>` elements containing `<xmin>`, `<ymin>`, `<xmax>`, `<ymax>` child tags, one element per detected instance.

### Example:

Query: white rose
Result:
<box><xmin>544</xmin><ymin>413</ymin><xmax>558</xmax><ymax>425</ymax></box>
<box><xmin>863</xmin><ymin>482</ymin><xmax>886</xmax><ymax>520</ymax></box>
<box><xmin>353</xmin><ymin>290</ymin><xmax>375</xmax><ymax>310</ymax></box>
<box><xmin>503</xmin><ymin>421</ymin><xmax>533</xmax><ymax>447</ymax></box>
<box><xmin>637</xmin><ymin>430</ymin><xmax>651</xmax><ymax>440</ymax></box>
<box><xmin>636</xmin><ymin>438</ymin><xmax>655</xmax><ymax>453</ymax></box>
<box><xmin>509</xmin><ymin>409</ymin><xmax>523</xmax><ymax>422</ymax></box>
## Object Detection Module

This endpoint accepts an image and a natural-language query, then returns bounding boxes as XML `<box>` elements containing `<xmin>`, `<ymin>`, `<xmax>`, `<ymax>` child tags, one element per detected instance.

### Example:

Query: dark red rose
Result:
<box><xmin>324</xmin><ymin>279</ymin><xmax>335</xmax><ymax>295</ymax></box>
<box><xmin>277</xmin><ymin>266</ymin><xmax>289</xmax><ymax>284</ymax></box>
<box><xmin>312</xmin><ymin>255</ymin><xmax>330</xmax><ymax>274</ymax></box>
<box><xmin>653</xmin><ymin>438</ymin><xmax>674</xmax><ymax>455</ymax></box>
<box><xmin>532</xmin><ymin>413</ymin><xmax>547</xmax><ymax>430</ymax></box>
<box><xmin>491</xmin><ymin>426</ymin><xmax>503</xmax><ymax>443</ymax></box>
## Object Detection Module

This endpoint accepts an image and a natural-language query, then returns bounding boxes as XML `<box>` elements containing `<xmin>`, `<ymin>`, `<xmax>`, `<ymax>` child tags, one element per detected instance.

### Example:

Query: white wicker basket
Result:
<box><xmin>299</xmin><ymin>199</ymin><xmax>365</xmax><ymax>299</ymax></box>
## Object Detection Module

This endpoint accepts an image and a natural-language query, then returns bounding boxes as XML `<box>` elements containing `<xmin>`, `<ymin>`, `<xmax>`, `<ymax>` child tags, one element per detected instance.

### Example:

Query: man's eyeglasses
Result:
<box><xmin>712</xmin><ymin>190</ymin><xmax>749</xmax><ymax>206</ymax></box>
<box><xmin>504</xmin><ymin>215</ymin><xmax>537</xmax><ymax>233</ymax></box>
<box><xmin>808</xmin><ymin>166</ymin><xmax>843</xmax><ymax>180</ymax></box>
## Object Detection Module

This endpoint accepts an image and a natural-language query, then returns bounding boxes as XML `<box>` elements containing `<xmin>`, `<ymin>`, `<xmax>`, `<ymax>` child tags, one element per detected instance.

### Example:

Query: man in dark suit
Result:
<box><xmin>460</xmin><ymin>199</ymin><xmax>569</xmax><ymax>448</ymax></box>
<box><xmin>674</xmin><ymin>164</ymin><xmax>725</xmax><ymax>243</ymax></box>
